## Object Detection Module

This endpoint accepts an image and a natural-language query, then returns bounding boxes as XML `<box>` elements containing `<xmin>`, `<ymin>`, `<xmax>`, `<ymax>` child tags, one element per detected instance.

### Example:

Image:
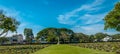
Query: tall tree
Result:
<box><xmin>0</xmin><ymin>10</ymin><xmax>20</xmax><ymax>36</ymax></box>
<box><xmin>24</xmin><ymin>28</ymin><xmax>34</xmax><ymax>43</ymax></box>
<box><xmin>36</xmin><ymin>28</ymin><xmax>74</xmax><ymax>44</ymax></box>
<box><xmin>104</xmin><ymin>2</ymin><xmax>120</xmax><ymax>31</ymax></box>
<box><xmin>58</xmin><ymin>28</ymin><xmax>74</xmax><ymax>44</ymax></box>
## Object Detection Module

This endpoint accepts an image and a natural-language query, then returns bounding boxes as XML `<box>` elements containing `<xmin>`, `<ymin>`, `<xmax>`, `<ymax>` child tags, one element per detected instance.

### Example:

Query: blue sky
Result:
<box><xmin>0</xmin><ymin>0</ymin><xmax>120</xmax><ymax>36</ymax></box>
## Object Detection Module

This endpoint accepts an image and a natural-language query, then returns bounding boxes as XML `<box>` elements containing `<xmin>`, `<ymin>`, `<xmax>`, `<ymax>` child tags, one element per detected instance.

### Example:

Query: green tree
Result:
<box><xmin>104</xmin><ymin>2</ymin><xmax>120</xmax><ymax>31</ymax></box>
<box><xmin>94</xmin><ymin>33</ymin><xmax>108</xmax><ymax>42</ymax></box>
<box><xmin>36</xmin><ymin>28</ymin><xmax>74</xmax><ymax>44</ymax></box>
<box><xmin>24</xmin><ymin>28</ymin><xmax>34</xmax><ymax>43</ymax></box>
<box><xmin>59</xmin><ymin>28</ymin><xmax>74</xmax><ymax>44</ymax></box>
<box><xmin>74</xmin><ymin>33</ymin><xmax>89</xmax><ymax>43</ymax></box>
<box><xmin>36</xmin><ymin>28</ymin><xmax>58</xmax><ymax>43</ymax></box>
<box><xmin>0</xmin><ymin>10</ymin><xmax>20</xmax><ymax>36</ymax></box>
<box><xmin>89</xmin><ymin>35</ymin><xmax>95</xmax><ymax>42</ymax></box>
<box><xmin>112</xmin><ymin>34</ymin><xmax>120</xmax><ymax>41</ymax></box>
<box><xmin>0</xmin><ymin>37</ymin><xmax>9</xmax><ymax>45</ymax></box>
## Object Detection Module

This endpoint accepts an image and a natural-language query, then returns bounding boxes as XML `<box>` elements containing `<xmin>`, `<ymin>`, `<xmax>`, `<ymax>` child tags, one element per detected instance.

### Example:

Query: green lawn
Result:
<box><xmin>34</xmin><ymin>45</ymin><xmax>115</xmax><ymax>54</ymax></box>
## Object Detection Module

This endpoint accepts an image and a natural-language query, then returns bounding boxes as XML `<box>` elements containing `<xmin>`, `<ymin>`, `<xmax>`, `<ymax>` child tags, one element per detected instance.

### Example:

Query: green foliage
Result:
<box><xmin>89</xmin><ymin>35</ymin><xmax>95</xmax><ymax>42</ymax></box>
<box><xmin>0</xmin><ymin>10</ymin><xmax>20</xmax><ymax>36</ymax></box>
<box><xmin>94</xmin><ymin>33</ymin><xmax>108</xmax><ymax>41</ymax></box>
<box><xmin>37</xmin><ymin>28</ymin><xmax>57</xmax><ymax>43</ymax></box>
<box><xmin>46</xmin><ymin>34</ymin><xmax>57</xmax><ymax>42</ymax></box>
<box><xmin>74</xmin><ymin>33</ymin><xmax>89</xmax><ymax>43</ymax></box>
<box><xmin>24</xmin><ymin>28</ymin><xmax>34</xmax><ymax>43</ymax></box>
<box><xmin>112</xmin><ymin>34</ymin><xmax>120</xmax><ymax>41</ymax></box>
<box><xmin>36</xmin><ymin>28</ymin><xmax>74</xmax><ymax>43</ymax></box>
<box><xmin>104</xmin><ymin>2</ymin><xmax>120</xmax><ymax>31</ymax></box>
<box><xmin>59</xmin><ymin>28</ymin><xmax>74</xmax><ymax>43</ymax></box>
<box><xmin>0</xmin><ymin>37</ymin><xmax>9</xmax><ymax>44</ymax></box>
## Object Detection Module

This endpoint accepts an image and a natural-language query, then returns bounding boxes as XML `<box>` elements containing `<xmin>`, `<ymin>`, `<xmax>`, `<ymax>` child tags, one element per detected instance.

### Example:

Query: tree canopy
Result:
<box><xmin>36</xmin><ymin>28</ymin><xmax>74</xmax><ymax>43</ymax></box>
<box><xmin>0</xmin><ymin>10</ymin><xmax>20</xmax><ymax>36</ymax></box>
<box><xmin>0</xmin><ymin>37</ymin><xmax>9</xmax><ymax>44</ymax></box>
<box><xmin>104</xmin><ymin>2</ymin><xmax>120</xmax><ymax>31</ymax></box>
<box><xmin>74</xmin><ymin>33</ymin><xmax>89</xmax><ymax>43</ymax></box>
<box><xmin>94</xmin><ymin>33</ymin><xmax>108</xmax><ymax>41</ymax></box>
<box><xmin>24</xmin><ymin>28</ymin><xmax>34</xmax><ymax>43</ymax></box>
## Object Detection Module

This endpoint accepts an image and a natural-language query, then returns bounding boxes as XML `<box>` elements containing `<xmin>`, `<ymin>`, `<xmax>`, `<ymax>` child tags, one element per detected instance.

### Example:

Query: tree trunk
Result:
<box><xmin>0</xmin><ymin>30</ymin><xmax>8</xmax><ymax>36</ymax></box>
<box><xmin>0</xmin><ymin>30</ymin><xmax>6</xmax><ymax>36</ymax></box>
<box><xmin>57</xmin><ymin>37</ymin><xmax>60</xmax><ymax>45</ymax></box>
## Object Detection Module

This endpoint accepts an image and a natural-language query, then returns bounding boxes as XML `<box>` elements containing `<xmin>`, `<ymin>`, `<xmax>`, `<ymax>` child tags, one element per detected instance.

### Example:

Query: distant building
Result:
<box><xmin>39</xmin><ymin>36</ymin><xmax>47</xmax><ymax>43</ymax></box>
<box><xmin>102</xmin><ymin>36</ymin><xmax>112</xmax><ymax>42</ymax></box>
<box><xmin>7</xmin><ymin>34</ymin><xmax>23</xmax><ymax>44</ymax></box>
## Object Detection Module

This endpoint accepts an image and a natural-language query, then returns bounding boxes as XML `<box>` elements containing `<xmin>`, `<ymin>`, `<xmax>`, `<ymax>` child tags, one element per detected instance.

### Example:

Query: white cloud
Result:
<box><xmin>78</xmin><ymin>13</ymin><xmax>106</xmax><ymax>25</ymax></box>
<box><xmin>71</xmin><ymin>24</ymin><xmax>103</xmax><ymax>34</ymax></box>
<box><xmin>0</xmin><ymin>5</ymin><xmax>22</xmax><ymax>36</ymax></box>
<box><xmin>0</xmin><ymin>5</ymin><xmax>45</xmax><ymax>38</ymax></box>
<box><xmin>0</xmin><ymin>5</ymin><xmax>23</xmax><ymax>21</ymax></box>
<box><xmin>18</xmin><ymin>22</ymin><xmax>45</xmax><ymax>35</ymax></box>
<box><xmin>57</xmin><ymin>0</ymin><xmax>105</xmax><ymax>25</ymax></box>
<box><xmin>57</xmin><ymin>0</ymin><xmax>119</xmax><ymax>34</ymax></box>
<box><xmin>71</xmin><ymin>24</ymin><xmax>119</xmax><ymax>35</ymax></box>
<box><xmin>6</xmin><ymin>22</ymin><xmax>45</xmax><ymax>39</ymax></box>
<box><xmin>57</xmin><ymin>15</ymin><xmax>77</xmax><ymax>25</ymax></box>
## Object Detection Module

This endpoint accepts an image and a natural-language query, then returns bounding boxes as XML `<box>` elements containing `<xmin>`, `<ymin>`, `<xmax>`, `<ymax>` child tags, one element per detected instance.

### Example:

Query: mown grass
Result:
<box><xmin>34</xmin><ymin>45</ymin><xmax>115</xmax><ymax>54</ymax></box>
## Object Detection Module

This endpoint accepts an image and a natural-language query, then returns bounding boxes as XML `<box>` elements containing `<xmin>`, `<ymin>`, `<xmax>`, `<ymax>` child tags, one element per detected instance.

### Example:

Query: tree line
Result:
<box><xmin>0</xmin><ymin>2</ymin><xmax>120</xmax><ymax>44</ymax></box>
<box><xmin>35</xmin><ymin>28</ymin><xmax>120</xmax><ymax>43</ymax></box>
<box><xmin>21</xmin><ymin>2</ymin><xmax>120</xmax><ymax>44</ymax></box>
